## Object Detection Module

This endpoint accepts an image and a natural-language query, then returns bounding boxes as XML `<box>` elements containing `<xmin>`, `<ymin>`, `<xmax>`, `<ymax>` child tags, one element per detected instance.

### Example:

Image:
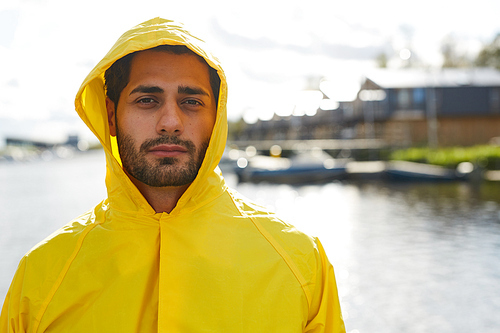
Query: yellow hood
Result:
<box><xmin>75</xmin><ymin>17</ymin><xmax>228</xmax><ymax>215</ymax></box>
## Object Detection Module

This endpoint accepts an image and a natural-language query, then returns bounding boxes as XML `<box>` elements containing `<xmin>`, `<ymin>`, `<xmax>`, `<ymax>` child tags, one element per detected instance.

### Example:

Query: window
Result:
<box><xmin>397</xmin><ymin>89</ymin><xmax>410</xmax><ymax>109</ymax></box>
<box><xmin>413</xmin><ymin>88</ymin><xmax>425</xmax><ymax>104</ymax></box>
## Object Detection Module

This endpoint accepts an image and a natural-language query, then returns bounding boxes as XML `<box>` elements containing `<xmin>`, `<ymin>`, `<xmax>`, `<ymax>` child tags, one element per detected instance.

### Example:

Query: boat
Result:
<box><xmin>235</xmin><ymin>150</ymin><xmax>348</xmax><ymax>184</ymax></box>
<box><xmin>383</xmin><ymin>160</ymin><xmax>473</xmax><ymax>181</ymax></box>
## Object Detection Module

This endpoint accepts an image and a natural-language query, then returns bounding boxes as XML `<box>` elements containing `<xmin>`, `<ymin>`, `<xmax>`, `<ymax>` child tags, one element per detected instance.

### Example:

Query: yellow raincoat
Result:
<box><xmin>1</xmin><ymin>18</ymin><xmax>345</xmax><ymax>332</ymax></box>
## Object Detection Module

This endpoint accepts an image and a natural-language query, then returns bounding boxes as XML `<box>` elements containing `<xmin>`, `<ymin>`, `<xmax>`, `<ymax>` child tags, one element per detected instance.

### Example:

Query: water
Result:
<box><xmin>0</xmin><ymin>150</ymin><xmax>107</xmax><ymax>298</ymax></box>
<box><xmin>1</xmin><ymin>151</ymin><xmax>500</xmax><ymax>332</ymax></box>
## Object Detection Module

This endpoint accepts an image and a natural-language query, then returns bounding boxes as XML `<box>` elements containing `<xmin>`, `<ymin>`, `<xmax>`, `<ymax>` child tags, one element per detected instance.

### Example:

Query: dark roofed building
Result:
<box><xmin>352</xmin><ymin>67</ymin><xmax>500</xmax><ymax>146</ymax></box>
<box><xmin>234</xmin><ymin>68</ymin><xmax>500</xmax><ymax>150</ymax></box>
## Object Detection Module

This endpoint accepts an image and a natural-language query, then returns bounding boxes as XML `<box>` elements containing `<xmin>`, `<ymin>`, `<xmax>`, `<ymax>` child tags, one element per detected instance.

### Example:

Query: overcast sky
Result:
<box><xmin>1</xmin><ymin>0</ymin><xmax>500</xmax><ymax>144</ymax></box>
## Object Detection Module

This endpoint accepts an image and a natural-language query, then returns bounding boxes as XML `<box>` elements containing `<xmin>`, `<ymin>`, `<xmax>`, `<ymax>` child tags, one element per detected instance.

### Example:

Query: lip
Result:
<box><xmin>148</xmin><ymin>144</ymin><xmax>188</xmax><ymax>157</ymax></box>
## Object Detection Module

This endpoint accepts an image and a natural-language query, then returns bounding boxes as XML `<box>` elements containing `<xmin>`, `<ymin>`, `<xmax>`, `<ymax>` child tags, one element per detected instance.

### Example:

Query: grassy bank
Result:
<box><xmin>390</xmin><ymin>145</ymin><xmax>500</xmax><ymax>170</ymax></box>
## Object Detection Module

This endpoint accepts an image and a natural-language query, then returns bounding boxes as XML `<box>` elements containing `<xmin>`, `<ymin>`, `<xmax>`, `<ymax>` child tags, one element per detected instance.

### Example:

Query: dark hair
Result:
<box><xmin>104</xmin><ymin>45</ymin><xmax>220</xmax><ymax>109</ymax></box>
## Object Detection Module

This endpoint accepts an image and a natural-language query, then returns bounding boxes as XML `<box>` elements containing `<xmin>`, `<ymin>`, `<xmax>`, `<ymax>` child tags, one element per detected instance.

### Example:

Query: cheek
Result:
<box><xmin>120</xmin><ymin>114</ymin><xmax>151</xmax><ymax>135</ymax></box>
<box><xmin>201</xmin><ymin>116</ymin><xmax>216</xmax><ymax>141</ymax></box>
<box><xmin>187</xmin><ymin>115</ymin><xmax>215</xmax><ymax>139</ymax></box>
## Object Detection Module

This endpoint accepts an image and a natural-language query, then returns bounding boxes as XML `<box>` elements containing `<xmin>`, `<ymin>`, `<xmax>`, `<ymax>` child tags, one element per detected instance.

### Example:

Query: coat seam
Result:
<box><xmin>226</xmin><ymin>191</ymin><xmax>313</xmax><ymax>310</ymax></box>
<box><xmin>31</xmin><ymin>219</ymin><xmax>104</xmax><ymax>333</ymax></box>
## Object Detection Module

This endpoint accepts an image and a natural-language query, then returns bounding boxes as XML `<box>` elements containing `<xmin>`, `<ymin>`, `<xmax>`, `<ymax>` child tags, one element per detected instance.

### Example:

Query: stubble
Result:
<box><xmin>117</xmin><ymin>133</ymin><xmax>209</xmax><ymax>187</ymax></box>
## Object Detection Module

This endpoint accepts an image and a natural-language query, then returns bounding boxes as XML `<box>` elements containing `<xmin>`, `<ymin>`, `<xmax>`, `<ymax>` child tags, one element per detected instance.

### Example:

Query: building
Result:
<box><xmin>237</xmin><ymin>68</ymin><xmax>500</xmax><ymax>148</ymax></box>
<box><xmin>349</xmin><ymin>67</ymin><xmax>500</xmax><ymax>147</ymax></box>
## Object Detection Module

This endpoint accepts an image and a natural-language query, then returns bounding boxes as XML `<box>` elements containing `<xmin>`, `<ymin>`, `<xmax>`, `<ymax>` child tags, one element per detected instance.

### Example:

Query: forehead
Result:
<box><xmin>128</xmin><ymin>50</ymin><xmax>211</xmax><ymax>84</ymax></box>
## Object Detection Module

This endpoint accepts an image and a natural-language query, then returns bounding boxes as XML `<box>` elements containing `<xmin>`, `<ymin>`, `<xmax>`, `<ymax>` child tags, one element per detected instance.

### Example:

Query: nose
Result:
<box><xmin>156</xmin><ymin>102</ymin><xmax>184</xmax><ymax>135</ymax></box>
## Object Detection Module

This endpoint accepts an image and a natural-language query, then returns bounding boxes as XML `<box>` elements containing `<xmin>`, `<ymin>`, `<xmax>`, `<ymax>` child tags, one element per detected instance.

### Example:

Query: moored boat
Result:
<box><xmin>235</xmin><ymin>150</ymin><xmax>348</xmax><ymax>184</ymax></box>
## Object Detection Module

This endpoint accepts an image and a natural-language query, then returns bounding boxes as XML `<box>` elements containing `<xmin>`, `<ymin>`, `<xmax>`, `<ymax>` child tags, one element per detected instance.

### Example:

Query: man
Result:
<box><xmin>1</xmin><ymin>18</ymin><xmax>345</xmax><ymax>332</ymax></box>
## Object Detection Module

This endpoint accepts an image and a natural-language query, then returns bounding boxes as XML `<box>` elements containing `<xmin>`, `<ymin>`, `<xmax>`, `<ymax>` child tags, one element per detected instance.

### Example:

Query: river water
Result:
<box><xmin>1</xmin><ymin>149</ymin><xmax>499</xmax><ymax>332</ymax></box>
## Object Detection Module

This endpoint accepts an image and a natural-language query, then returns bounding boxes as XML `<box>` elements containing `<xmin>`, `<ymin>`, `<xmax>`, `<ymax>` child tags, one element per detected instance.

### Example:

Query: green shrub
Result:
<box><xmin>390</xmin><ymin>145</ymin><xmax>500</xmax><ymax>170</ymax></box>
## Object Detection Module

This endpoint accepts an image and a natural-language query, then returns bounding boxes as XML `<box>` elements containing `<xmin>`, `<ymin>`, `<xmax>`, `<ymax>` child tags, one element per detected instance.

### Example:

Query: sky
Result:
<box><xmin>1</xmin><ymin>0</ymin><xmax>500</xmax><ymax>145</ymax></box>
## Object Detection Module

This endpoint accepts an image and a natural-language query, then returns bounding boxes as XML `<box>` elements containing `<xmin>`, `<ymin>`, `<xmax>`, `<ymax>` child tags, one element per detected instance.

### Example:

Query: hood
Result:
<box><xmin>75</xmin><ymin>17</ymin><xmax>228</xmax><ymax>216</ymax></box>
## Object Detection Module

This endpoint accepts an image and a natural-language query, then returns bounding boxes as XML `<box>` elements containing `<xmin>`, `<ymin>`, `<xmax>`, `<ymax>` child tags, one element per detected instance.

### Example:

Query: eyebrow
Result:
<box><xmin>178</xmin><ymin>85</ymin><xmax>210</xmax><ymax>97</ymax></box>
<box><xmin>128</xmin><ymin>85</ymin><xmax>210</xmax><ymax>98</ymax></box>
<box><xmin>129</xmin><ymin>85</ymin><xmax>164</xmax><ymax>96</ymax></box>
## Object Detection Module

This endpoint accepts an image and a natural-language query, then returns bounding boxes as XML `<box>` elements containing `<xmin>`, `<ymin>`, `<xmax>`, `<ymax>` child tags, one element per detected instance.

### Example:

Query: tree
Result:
<box><xmin>441</xmin><ymin>34</ymin><xmax>473</xmax><ymax>68</ymax></box>
<box><xmin>227</xmin><ymin>117</ymin><xmax>247</xmax><ymax>141</ymax></box>
<box><xmin>475</xmin><ymin>33</ymin><xmax>500</xmax><ymax>69</ymax></box>
<box><xmin>376</xmin><ymin>52</ymin><xmax>388</xmax><ymax>68</ymax></box>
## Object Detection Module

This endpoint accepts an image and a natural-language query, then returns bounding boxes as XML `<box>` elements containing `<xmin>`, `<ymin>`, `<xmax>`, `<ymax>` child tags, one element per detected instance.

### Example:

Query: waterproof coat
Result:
<box><xmin>1</xmin><ymin>18</ymin><xmax>345</xmax><ymax>332</ymax></box>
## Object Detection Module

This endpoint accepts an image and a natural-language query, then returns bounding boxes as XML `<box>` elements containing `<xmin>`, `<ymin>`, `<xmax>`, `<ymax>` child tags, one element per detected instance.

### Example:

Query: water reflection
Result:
<box><xmin>228</xmin><ymin>176</ymin><xmax>500</xmax><ymax>332</ymax></box>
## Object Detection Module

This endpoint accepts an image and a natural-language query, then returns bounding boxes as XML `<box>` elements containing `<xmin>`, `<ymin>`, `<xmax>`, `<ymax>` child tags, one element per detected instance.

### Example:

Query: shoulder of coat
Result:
<box><xmin>227</xmin><ymin>188</ymin><xmax>318</xmax><ymax>253</ymax></box>
<box><xmin>25</xmin><ymin>201</ymin><xmax>105</xmax><ymax>260</ymax></box>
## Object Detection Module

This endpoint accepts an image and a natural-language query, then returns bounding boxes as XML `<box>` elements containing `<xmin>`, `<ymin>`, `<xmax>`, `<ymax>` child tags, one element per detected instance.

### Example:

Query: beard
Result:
<box><xmin>116</xmin><ymin>132</ymin><xmax>210</xmax><ymax>187</ymax></box>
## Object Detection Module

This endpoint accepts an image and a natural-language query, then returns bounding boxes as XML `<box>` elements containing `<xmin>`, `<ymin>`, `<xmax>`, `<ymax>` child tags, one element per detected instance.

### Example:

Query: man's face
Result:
<box><xmin>107</xmin><ymin>50</ymin><xmax>217</xmax><ymax>187</ymax></box>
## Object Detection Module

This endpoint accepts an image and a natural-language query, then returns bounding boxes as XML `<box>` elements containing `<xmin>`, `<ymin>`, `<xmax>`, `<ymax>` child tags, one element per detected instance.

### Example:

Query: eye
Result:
<box><xmin>137</xmin><ymin>97</ymin><xmax>157</xmax><ymax>105</ymax></box>
<box><xmin>135</xmin><ymin>97</ymin><xmax>159</xmax><ymax>109</ymax></box>
<box><xmin>182</xmin><ymin>99</ymin><xmax>203</xmax><ymax>106</ymax></box>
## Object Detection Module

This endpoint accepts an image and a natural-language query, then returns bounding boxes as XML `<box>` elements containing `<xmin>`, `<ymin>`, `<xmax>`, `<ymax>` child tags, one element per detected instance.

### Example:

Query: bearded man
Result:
<box><xmin>1</xmin><ymin>18</ymin><xmax>345</xmax><ymax>332</ymax></box>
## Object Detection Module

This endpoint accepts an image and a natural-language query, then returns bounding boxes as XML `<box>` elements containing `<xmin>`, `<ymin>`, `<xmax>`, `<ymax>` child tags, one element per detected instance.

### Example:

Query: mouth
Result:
<box><xmin>148</xmin><ymin>144</ymin><xmax>188</xmax><ymax>158</ymax></box>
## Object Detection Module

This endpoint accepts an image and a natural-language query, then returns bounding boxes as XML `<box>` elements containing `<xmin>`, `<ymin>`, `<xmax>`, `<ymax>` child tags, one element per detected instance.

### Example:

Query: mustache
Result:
<box><xmin>139</xmin><ymin>136</ymin><xmax>196</xmax><ymax>153</ymax></box>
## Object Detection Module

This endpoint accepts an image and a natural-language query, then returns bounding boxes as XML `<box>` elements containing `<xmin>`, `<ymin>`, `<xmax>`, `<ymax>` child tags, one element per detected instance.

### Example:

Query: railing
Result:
<box><xmin>228</xmin><ymin>139</ymin><xmax>388</xmax><ymax>151</ymax></box>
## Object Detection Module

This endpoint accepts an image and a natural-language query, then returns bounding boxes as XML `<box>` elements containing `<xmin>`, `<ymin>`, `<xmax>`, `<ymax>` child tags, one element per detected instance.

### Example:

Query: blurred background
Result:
<box><xmin>2</xmin><ymin>0</ymin><xmax>500</xmax><ymax>332</ymax></box>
